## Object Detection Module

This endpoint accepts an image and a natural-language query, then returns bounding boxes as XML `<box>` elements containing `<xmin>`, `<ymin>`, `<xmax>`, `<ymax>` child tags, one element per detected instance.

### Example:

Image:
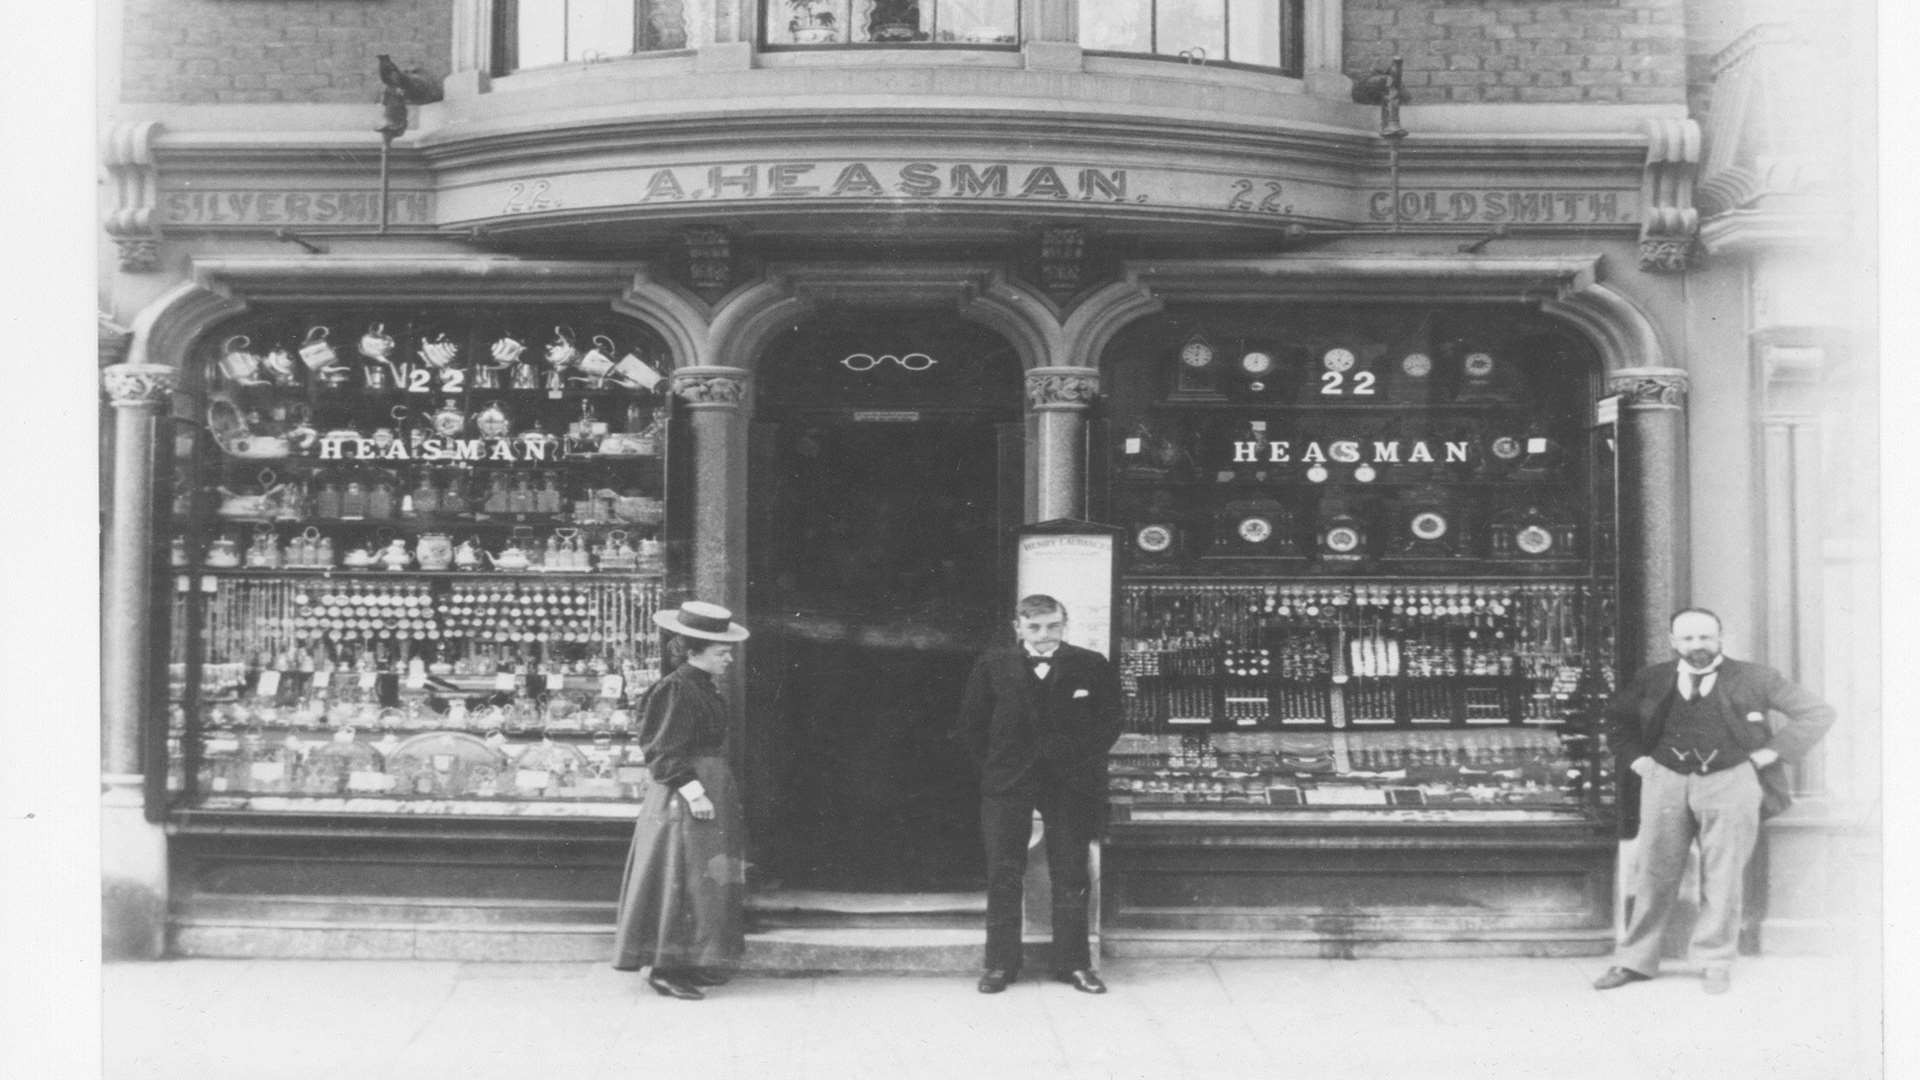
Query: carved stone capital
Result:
<box><xmin>102</xmin><ymin>364</ymin><xmax>180</xmax><ymax>408</ymax></box>
<box><xmin>671</xmin><ymin>367</ymin><xmax>748</xmax><ymax>408</ymax></box>
<box><xmin>1639</xmin><ymin>118</ymin><xmax>1701</xmax><ymax>273</ymax></box>
<box><xmin>682</xmin><ymin>226</ymin><xmax>733</xmax><ymax>298</ymax></box>
<box><xmin>1038</xmin><ymin>226</ymin><xmax>1086</xmax><ymax>296</ymax></box>
<box><xmin>1606</xmin><ymin>367</ymin><xmax>1689</xmax><ymax>409</ymax></box>
<box><xmin>103</xmin><ymin>121</ymin><xmax>163</xmax><ymax>273</ymax></box>
<box><xmin>1025</xmin><ymin>366</ymin><xmax>1100</xmax><ymax>411</ymax></box>
<box><xmin>1638</xmin><ymin>237</ymin><xmax>1697</xmax><ymax>274</ymax></box>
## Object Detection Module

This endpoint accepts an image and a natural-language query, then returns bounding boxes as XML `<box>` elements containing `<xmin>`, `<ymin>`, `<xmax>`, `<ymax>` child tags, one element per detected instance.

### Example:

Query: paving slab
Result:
<box><xmin>100</xmin><ymin>955</ymin><xmax>1881</xmax><ymax>1080</ymax></box>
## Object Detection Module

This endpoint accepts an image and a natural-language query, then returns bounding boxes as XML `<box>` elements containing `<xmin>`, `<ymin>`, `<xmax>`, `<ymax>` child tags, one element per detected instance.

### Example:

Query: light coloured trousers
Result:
<box><xmin>1617</xmin><ymin>762</ymin><xmax>1762</xmax><ymax>974</ymax></box>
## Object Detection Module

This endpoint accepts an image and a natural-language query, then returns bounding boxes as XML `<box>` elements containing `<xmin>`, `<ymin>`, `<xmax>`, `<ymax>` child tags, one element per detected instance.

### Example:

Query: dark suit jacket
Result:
<box><xmin>1604</xmin><ymin>657</ymin><xmax>1835</xmax><ymax>836</ymax></box>
<box><xmin>958</xmin><ymin>643</ymin><xmax>1124</xmax><ymax>799</ymax></box>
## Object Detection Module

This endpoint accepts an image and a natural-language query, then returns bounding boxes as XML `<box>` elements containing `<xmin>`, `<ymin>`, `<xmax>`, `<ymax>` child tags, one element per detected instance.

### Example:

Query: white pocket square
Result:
<box><xmin>1746</xmin><ymin>711</ymin><xmax>1766</xmax><ymax>723</ymax></box>
<box><xmin>1073</xmin><ymin>688</ymin><xmax>1090</xmax><ymax>699</ymax></box>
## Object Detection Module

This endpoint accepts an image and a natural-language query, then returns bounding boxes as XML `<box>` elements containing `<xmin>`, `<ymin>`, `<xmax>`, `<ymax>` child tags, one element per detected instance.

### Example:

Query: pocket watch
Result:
<box><xmin>1323</xmin><ymin>347</ymin><xmax>1356</xmax><ymax>372</ymax></box>
<box><xmin>1410</xmin><ymin>511</ymin><xmax>1449</xmax><ymax>541</ymax></box>
<box><xmin>1400</xmin><ymin>352</ymin><xmax>1433</xmax><ymax>377</ymax></box>
<box><xmin>1237</xmin><ymin>516</ymin><xmax>1274</xmax><ymax>544</ymax></box>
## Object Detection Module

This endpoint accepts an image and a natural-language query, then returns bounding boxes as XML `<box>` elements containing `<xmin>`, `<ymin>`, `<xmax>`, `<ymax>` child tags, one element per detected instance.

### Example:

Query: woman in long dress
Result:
<box><xmin>611</xmin><ymin>601</ymin><xmax>750</xmax><ymax>1000</ymax></box>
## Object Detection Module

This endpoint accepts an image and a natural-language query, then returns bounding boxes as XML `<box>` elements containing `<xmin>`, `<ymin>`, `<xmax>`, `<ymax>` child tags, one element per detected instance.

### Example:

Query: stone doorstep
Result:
<box><xmin>167</xmin><ymin>918</ymin><xmax>1003</xmax><ymax>972</ymax></box>
<box><xmin>173</xmin><ymin>893</ymin><xmax>617</xmax><ymax>926</ymax></box>
<box><xmin>1104</xmin><ymin>927</ymin><xmax>1614</xmax><ymax>960</ymax></box>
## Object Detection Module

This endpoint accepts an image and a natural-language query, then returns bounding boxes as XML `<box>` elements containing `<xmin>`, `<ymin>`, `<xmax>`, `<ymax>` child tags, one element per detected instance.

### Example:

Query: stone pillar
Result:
<box><xmin>1025</xmin><ymin>367</ymin><xmax>1099</xmax><ymax>522</ymax></box>
<box><xmin>1606</xmin><ymin>368</ymin><xmax>1690</xmax><ymax>668</ymax></box>
<box><xmin>1024</xmin><ymin>0</ymin><xmax>1082</xmax><ymax>71</ymax></box>
<box><xmin>670</xmin><ymin>366</ymin><xmax>751</xmax><ymax>746</ymax></box>
<box><xmin>101</xmin><ymin>361</ymin><xmax>179</xmax><ymax>961</ymax></box>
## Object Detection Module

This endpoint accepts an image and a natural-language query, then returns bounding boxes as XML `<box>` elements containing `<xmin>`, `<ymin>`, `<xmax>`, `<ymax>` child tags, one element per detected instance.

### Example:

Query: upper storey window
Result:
<box><xmin>1082</xmin><ymin>0</ymin><xmax>1305</xmax><ymax>75</ymax></box>
<box><xmin>494</xmin><ymin>0</ymin><xmax>689</xmax><ymax>72</ymax></box>
<box><xmin>762</xmin><ymin>0</ymin><xmax>1022</xmax><ymax>48</ymax></box>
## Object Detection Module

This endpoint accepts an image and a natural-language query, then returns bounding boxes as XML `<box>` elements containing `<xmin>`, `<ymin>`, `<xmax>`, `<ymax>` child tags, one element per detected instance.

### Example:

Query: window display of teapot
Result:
<box><xmin>377</xmin><ymin>538</ymin><xmax>414</xmax><ymax>571</ymax></box>
<box><xmin>454</xmin><ymin>538</ymin><xmax>485</xmax><ymax>570</ymax></box>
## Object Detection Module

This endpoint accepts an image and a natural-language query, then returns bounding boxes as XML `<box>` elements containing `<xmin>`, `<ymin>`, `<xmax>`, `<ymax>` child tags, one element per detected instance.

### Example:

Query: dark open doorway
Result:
<box><xmin>747</xmin><ymin>312</ymin><xmax>1022</xmax><ymax>893</ymax></box>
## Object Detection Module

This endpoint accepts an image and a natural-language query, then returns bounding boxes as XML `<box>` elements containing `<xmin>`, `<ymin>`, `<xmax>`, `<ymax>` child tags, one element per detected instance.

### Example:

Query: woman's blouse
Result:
<box><xmin>636</xmin><ymin>663</ymin><xmax>728</xmax><ymax>790</ymax></box>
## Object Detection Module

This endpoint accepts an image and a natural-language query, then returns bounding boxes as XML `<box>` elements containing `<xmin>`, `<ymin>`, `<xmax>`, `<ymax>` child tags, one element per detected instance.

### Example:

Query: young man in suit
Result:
<box><xmin>959</xmin><ymin>594</ymin><xmax>1123</xmax><ymax>994</ymax></box>
<box><xmin>1593</xmin><ymin>608</ymin><xmax>1835</xmax><ymax>994</ymax></box>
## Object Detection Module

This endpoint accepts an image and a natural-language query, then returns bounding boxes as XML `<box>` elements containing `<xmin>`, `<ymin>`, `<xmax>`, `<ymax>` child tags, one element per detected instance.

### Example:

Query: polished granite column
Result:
<box><xmin>670</xmin><ymin>365</ymin><xmax>751</xmax><ymax>745</ymax></box>
<box><xmin>1607</xmin><ymin>367</ymin><xmax>1691</xmax><ymax>668</ymax></box>
<box><xmin>1026</xmin><ymin>367</ymin><xmax>1100</xmax><ymax>523</ymax></box>
<box><xmin>101</xmin><ymin>360</ymin><xmax>179</xmax><ymax>960</ymax></box>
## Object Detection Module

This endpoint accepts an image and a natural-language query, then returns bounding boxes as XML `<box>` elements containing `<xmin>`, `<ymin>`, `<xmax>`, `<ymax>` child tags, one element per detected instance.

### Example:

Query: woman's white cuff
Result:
<box><xmin>678</xmin><ymin>780</ymin><xmax>707</xmax><ymax>802</ymax></box>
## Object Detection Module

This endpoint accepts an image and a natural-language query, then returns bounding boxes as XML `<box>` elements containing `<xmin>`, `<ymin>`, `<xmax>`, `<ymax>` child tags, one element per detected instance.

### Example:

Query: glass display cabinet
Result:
<box><xmin>162</xmin><ymin>305</ymin><xmax>680</xmax><ymax>819</ymax></box>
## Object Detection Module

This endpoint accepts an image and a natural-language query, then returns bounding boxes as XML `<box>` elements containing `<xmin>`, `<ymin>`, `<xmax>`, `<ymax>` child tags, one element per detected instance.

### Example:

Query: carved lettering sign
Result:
<box><xmin>160</xmin><ymin>190</ymin><xmax>435</xmax><ymax>227</ymax></box>
<box><xmin>437</xmin><ymin>159</ymin><xmax>1642</xmax><ymax>230</ymax></box>
<box><xmin>1367</xmin><ymin>189</ymin><xmax>1629</xmax><ymax>224</ymax></box>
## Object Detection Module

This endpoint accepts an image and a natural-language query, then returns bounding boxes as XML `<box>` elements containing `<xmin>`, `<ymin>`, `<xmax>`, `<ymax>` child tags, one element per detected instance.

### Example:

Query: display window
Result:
<box><xmin>162</xmin><ymin>306</ymin><xmax>678</xmax><ymax>815</ymax></box>
<box><xmin>1100</xmin><ymin>304</ymin><xmax>1619</xmax><ymax>818</ymax></box>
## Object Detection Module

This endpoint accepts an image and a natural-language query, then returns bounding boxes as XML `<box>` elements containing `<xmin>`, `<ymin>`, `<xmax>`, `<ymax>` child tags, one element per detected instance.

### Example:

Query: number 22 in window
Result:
<box><xmin>1321</xmin><ymin>371</ymin><xmax>1376</xmax><ymax>395</ymax></box>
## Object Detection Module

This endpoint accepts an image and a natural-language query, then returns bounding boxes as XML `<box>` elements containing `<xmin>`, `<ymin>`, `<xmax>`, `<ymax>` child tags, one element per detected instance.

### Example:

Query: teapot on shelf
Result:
<box><xmin>298</xmin><ymin>326</ymin><xmax>352</xmax><ymax>385</ymax></box>
<box><xmin>491</xmin><ymin>538</ymin><xmax>532</xmax><ymax>571</ymax></box>
<box><xmin>217</xmin><ymin>335</ymin><xmax>267</xmax><ymax>386</ymax></box>
<box><xmin>261</xmin><ymin>343</ymin><xmax>301</xmax><ymax>387</ymax></box>
<box><xmin>377</xmin><ymin>537</ymin><xmax>414</xmax><ymax>572</ymax></box>
<box><xmin>215</xmin><ymin>469</ymin><xmax>288</xmax><ymax>520</ymax></box>
<box><xmin>478</xmin><ymin>334</ymin><xmax>523</xmax><ymax>390</ymax></box>
<box><xmin>416</xmin><ymin>531</ymin><xmax>454</xmax><ymax>571</ymax></box>
<box><xmin>205</xmin><ymin>535</ymin><xmax>242</xmax><ymax>568</ymax></box>
<box><xmin>342</xmin><ymin>543</ymin><xmax>377</xmax><ymax>569</ymax></box>
<box><xmin>453</xmin><ymin>538</ymin><xmax>486</xmax><ymax>570</ymax></box>
<box><xmin>417</xmin><ymin>332</ymin><xmax>461</xmax><ymax>371</ymax></box>
<box><xmin>544</xmin><ymin>326</ymin><xmax>579</xmax><ymax>390</ymax></box>
<box><xmin>358</xmin><ymin>323</ymin><xmax>403</xmax><ymax>390</ymax></box>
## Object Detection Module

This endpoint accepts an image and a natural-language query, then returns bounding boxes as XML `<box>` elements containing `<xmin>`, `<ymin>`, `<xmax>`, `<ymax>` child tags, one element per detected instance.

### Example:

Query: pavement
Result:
<box><xmin>97</xmin><ymin>954</ymin><xmax>1883</xmax><ymax>1080</ymax></box>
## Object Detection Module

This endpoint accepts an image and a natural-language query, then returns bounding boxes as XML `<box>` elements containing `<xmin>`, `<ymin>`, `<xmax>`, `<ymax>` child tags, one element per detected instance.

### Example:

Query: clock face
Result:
<box><xmin>1324</xmin><ymin>525</ymin><xmax>1362</xmax><ymax>554</ymax></box>
<box><xmin>1463</xmin><ymin>352</ymin><xmax>1496</xmax><ymax>378</ymax></box>
<box><xmin>1515</xmin><ymin>525</ymin><xmax>1554</xmax><ymax>555</ymax></box>
<box><xmin>1180</xmin><ymin>339</ymin><xmax>1215</xmax><ymax>368</ymax></box>
<box><xmin>1400</xmin><ymin>352</ymin><xmax>1433</xmax><ymax>377</ymax></box>
<box><xmin>1490</xmin><ymin>436</ymin><xmax>1523</xmax><ymax>461</ymax></box>
<box><xmin>1135</xmin><ymin>524</ymin><xmax>1174</xmax><ymax>553</ymax></box>
<box><xmin>1306</xmin><ymin>464</ymin><xmax>1329</xmax><ymax>483</ymax></box>
<box><xmin>1237</xmin><ymin>516</ymin><xmax>1273</xmax><ymax>543</ymax></box>
<box><xmin>1353</xmin><ymin>463</ymin><xmax>1377</xmax><ymax>483</ymax></box>
<box><xmin>1411</xmin><ymin>511</ymin><xmax>1449</xmax><ymax>541</ymax></box>
<box><xmin>1239</xmin><ymin>351</ymin><xmax>1274</xmax><ymax>376</ymax></box>
<box><xmin>1323</xmin><ymin>348</ymin><xmax>1356</xmax><ymax>373</ymax></box>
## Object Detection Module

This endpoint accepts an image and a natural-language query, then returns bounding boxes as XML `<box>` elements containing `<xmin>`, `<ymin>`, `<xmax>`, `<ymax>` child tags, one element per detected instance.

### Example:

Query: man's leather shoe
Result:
<box><xmin>1055</xmin><ymin>969</ymin><xmax>1108</xmax><ymax>994</ymax></box>
<box><xmin>977</xmin><ymin>969</ymin><xmax>1016</xmax><ymax>994</ymax></box>
<box><xmin>684</xmin><ymin>969</ymin><xmax>732</xmax><ymax>987</ymax></box>
<box><xmin>646</xmin><ymin>972</ymin><xmax>705</xmax><ymax>1000</ymax></box>
<box><xmin>1702</xmin><ymin>968</ymin><xmax>1731</xmax><ymax>995</ymax></box>
<box><xmin>1591</xmin><ymin>966</ymin><xmax>1651</xmax><ymax>991</ymax></box>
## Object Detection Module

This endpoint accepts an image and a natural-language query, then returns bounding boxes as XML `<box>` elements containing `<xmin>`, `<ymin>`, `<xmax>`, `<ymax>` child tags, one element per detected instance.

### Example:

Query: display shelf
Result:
<box><xmin>169</xmin><ymin>305</ymin><xmax>680</xmax><ymax>817</ymax></box>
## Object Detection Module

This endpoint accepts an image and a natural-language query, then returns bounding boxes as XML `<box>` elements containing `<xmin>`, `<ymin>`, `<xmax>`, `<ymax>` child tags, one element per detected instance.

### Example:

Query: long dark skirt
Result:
<box><xmin>611</xmin><ymin>756</ymin><xmax>746</xmax><ymax>972</ymax></box>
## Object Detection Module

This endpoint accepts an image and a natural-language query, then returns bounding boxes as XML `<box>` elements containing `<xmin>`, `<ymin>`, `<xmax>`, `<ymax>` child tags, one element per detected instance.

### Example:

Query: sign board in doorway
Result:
<box><xmin>1014</xmin><ymin>521</ymin><xmax>1122</xmax><ymax>659</ymax></box>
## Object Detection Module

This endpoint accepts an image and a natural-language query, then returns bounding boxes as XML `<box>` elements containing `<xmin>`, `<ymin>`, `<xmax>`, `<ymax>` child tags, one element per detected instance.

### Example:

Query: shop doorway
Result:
<box><xmin>747</xmin><ymin>313</ymin><xmax>1023</xmax><ymax>893</ymax></box>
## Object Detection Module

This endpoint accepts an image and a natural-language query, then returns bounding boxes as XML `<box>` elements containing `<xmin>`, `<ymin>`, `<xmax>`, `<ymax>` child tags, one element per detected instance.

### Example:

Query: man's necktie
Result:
<box><xmin>1027</xmin><ymin>654</ymin><xmax>1052</xmax><ymax>679</ymax></box>
<box><xmin>1686</xmin><ymin>671</ymin><xmax>1703</xmax><ymax>700</ymax></box>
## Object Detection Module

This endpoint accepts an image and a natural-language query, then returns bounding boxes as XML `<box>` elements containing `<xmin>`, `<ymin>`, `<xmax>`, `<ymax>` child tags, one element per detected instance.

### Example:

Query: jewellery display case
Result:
<box><xmin>163</xmin><ymin>306</ymin><xmax>681</xmax><ymax>817</ymax></box>
<box><xmin>1094</xmin><ymin>303</ymin><xmax>1620</xmax><ymax>952</ymax></box>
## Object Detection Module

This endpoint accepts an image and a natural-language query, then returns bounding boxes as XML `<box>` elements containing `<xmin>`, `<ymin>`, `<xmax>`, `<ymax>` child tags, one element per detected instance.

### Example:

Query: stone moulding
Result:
<box><xmin>104</xmin><ymin>121</ymin><xmax>163</xmax><ymax>273</ymax></box>
<box><xmin>1638</xmin><ymin>118</ymin><xmax>1700</xmax><ymax>273</ymax></box>
<box><xmin>1025</xmin><ymin>367</ymin><xmax>1100</xmax><ymax>410</ymax></box>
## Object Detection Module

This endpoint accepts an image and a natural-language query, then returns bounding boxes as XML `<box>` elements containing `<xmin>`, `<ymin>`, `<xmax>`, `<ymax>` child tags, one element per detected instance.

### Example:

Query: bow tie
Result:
<box><xmin>1025</xmin><ymin>653</ymin><xmax>1056</xmax><ymax>669</ymax></box>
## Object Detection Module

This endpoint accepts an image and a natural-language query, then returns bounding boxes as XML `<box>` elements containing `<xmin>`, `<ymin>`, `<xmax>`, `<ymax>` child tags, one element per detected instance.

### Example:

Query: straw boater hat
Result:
<box><xmin>653</xmin><ymin>600</ymin><xmax>750</xmax><ymax>642</ymax></box>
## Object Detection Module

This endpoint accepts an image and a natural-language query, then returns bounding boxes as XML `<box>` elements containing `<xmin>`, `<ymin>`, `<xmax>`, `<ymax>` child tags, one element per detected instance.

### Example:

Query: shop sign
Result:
<box><xmin>318</xmin><ymin>436</ymin><xmax>562</xmax><ymax>462</ymax></box>
<box><xmin>160</xmin><ymin>190</ymin><xmax>435</xmax><ymax>227</ymax></box>
<box><xmin>1367</xmin><ymin>189</ymin><xmax>1629</xmax><ymax>225</ymax></box>
<box><xmin>1229</xmin><ymin>439</ymin><xmax>1471</xmax><ymax>465</ymax></box>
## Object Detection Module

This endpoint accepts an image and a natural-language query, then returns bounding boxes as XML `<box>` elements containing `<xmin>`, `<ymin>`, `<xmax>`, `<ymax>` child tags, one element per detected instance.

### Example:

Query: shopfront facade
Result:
<box><xmin>99</xmin><ymin>0</ymin><xmax>1876</xmax><ymax>963</ymax></box>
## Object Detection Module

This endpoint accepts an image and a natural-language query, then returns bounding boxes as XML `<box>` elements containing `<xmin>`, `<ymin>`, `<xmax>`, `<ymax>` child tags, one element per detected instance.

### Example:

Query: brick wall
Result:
<box><xmin>120</xmin><ymin>0</ymin><xmax>452</xmax><ymax>104</ymax></box>
<box><xmin>1346</xmin><ymin>0</ymin><xmax>1688</xmax><ymax>105</ymax></box>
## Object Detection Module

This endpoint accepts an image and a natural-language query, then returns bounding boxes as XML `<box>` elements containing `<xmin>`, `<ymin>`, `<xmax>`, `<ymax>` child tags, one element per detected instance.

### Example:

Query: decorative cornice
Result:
<box><xmin>1025</xmin><ymin>367</ymin><xmax>1100</xmax><ymax>411</ymax></box>
<box><xmin>102</xmin><ymin>364</ymin><xmax>180</xmax><ymax>407</ymax></box>
<box><xmin>1605</xmin><ymin>367</ymin><xmax>1689</xmax><ymax>408</ymax></box>
<box><xmin>1638</xmin><ymin>118</ymin><xmax>1700</xmax><ymax>273</ymax></box>
<box><xmin>671</xmin><ymin>367</ymin><xmax>748</xmax><ymax>407</ymax></box>
<box><xmin>103</xmin><ymin>121</ymin><xmax>163</xmax><ymax>272</ymax></box>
